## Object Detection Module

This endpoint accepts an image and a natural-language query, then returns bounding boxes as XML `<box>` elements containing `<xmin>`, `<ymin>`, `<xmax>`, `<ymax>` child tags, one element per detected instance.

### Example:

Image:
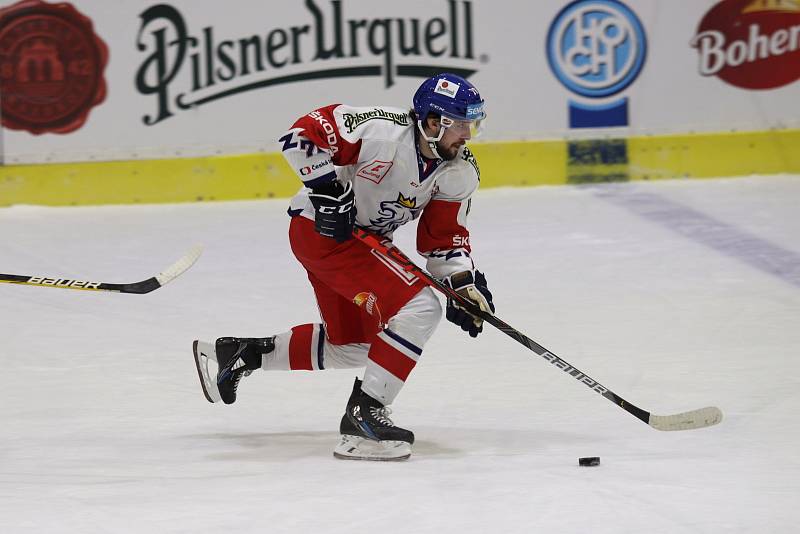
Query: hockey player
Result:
<box><xmin>193</xmin><ymin>73</ymin><xmax>495</xmax><ymax>461</ymax></box>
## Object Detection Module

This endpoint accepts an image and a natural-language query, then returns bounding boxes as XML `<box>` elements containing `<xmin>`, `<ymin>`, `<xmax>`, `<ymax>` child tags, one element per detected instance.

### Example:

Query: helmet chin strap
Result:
<box><xmin>416</xmin><ymin>120</ymin><xmax>445</xmax><ymax>160</ymax></box>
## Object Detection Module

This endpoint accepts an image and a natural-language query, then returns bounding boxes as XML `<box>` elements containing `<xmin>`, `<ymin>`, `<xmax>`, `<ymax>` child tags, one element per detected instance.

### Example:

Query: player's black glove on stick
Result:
<box><xmin>444</xmin><ymin>270</ymin><xmax>494</xmax><ymax>337</ymax></box>
<box><xmin>309</xmin><ymin>180</ymin><xmax>356</xmax><ymax>243</ymax></box>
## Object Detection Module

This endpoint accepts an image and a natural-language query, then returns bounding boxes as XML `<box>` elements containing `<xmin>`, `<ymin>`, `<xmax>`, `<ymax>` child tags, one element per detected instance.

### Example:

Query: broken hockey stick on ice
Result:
<box><xmin>353</xmin><ymin>228</ymin><xmax>722</xmax><ymax>432</ymax></box>
<box><xmin>0</xmin><ymin>246</ymin><xmax>203</xmax><ymax>294</ymax></box>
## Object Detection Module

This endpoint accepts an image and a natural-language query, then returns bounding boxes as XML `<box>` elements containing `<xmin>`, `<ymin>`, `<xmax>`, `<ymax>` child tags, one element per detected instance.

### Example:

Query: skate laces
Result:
<box><xmin>231</xmin><ymin>367</ymin><xmax>252</xmax><ymax>379</ymax></box>
<box><xmin>230</xmin><ymin>366</ymin><xmax>252</xmax><ymax>383</ymax></box>
<box><xmin>370</xmin><ymin>406</ymin><xmax>395</xmax><ymax>427</ymax></box>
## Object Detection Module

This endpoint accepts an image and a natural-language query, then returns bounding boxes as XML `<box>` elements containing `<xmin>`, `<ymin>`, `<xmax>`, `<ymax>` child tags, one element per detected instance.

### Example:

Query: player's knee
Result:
<box><xmin>412</xmin><ymin>286</ymin><xmax>442</xmax><ymax>327</ymax></box>
<box><xmin>427</xmin><ymin>288</ymin><xmax>444</xmax><ymax>326</ymax></box>
<box><xmin>388</xmin><ymin>287</ymin><xmax>441</xmax><ymax>347</ymax></box>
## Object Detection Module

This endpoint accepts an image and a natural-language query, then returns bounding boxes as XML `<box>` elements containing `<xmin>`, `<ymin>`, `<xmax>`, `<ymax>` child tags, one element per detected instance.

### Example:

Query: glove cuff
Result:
<box><xmin>310</xmin><ymin>180</ymin><xmax>348</xmax><ymax>199</ymax></box>
<box><xmin>446</xmin><ymin>270</ymin><xmax>475</xmax><ymax>290</ymax></box>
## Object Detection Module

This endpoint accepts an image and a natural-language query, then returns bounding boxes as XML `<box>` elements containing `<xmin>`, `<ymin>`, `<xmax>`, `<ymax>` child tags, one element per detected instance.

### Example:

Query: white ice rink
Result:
<box><xmin>2</xmin><ymin>175</ymin><xmax>799</xmax><ymax>533</ymax></box>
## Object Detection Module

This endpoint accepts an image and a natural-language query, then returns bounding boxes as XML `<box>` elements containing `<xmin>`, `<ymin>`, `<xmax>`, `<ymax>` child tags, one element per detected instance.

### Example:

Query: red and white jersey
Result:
<box><xmin>280</xmin><ymin>104</ymin><xmax>481</xmax><ymax>279</ymax></box>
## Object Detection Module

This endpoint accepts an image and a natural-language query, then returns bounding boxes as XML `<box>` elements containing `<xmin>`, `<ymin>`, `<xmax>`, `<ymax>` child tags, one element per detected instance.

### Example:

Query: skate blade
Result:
<box><xmin>192</xmin><ymin>340</ymin><xmax>221</xmax><ymax>403</ymax></box>
<box><xmin>333</xmin><ymin>434</ymin><xmax>412</xmax><ymax>461</ymax></box>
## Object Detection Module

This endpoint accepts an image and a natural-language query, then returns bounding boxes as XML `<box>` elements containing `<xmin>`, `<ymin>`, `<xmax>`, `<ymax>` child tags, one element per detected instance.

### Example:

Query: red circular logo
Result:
<box><xmin>0</xmin><ymin>0</ymin><xmax>108</xmax><ymax>134</ymax></box>
<box><xmin>691</xmin><ymin>0</ymin><xmax>800</xmax><ymax>90</ymax></box>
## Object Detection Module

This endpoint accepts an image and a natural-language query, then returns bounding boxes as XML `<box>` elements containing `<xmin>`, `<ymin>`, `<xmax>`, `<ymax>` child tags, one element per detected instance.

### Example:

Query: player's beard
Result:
<box><xmin>436</xmin><ymin>139</ymin><xmax>463</xmax><ymax>160</ymax></box>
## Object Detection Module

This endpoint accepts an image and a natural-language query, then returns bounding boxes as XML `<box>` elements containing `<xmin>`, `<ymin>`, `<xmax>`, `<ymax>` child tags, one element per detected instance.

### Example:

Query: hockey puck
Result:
<box><xmin>578</xmin><ymin>457</ymin><xmax>600</xmax><ymax>466</ymax></box>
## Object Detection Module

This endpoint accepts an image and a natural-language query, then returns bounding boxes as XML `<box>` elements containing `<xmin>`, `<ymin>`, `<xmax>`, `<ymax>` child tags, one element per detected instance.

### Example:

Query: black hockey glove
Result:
<box><xmin>444</xmin><ymin>270</ymin><xmax>495</xmax><ymax>338</ymax></box>
<box><xmin>308</xmin><ymin>180</ymin><xmax>356</xmax><ymax>243</ymax></box>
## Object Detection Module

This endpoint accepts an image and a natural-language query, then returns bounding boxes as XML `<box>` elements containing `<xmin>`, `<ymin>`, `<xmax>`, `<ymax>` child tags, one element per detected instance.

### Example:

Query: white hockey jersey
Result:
<box><xmin>279</xmin><ymin>104</ymin><xmax>481</xmax><ymax>279</ymax></box>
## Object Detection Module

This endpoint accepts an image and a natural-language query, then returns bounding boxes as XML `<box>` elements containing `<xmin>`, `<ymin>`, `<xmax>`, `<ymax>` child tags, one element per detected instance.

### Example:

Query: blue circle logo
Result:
<box><xmin>546</xmin><ymin>0</ymin><xmax>647</xmax><ymax>98</ymax></box>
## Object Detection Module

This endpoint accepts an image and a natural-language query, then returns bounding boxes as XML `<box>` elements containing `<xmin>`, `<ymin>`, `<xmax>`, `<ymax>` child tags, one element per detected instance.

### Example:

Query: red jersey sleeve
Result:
<box><xmin>416</xmin><ymin>199</ymin><xmax>472</xmax><ymax>254</ymax></box>
<box><xmin>291</xmin><ymin>104</ymin><xmax>361</xmax><ymax>166</ymax></box>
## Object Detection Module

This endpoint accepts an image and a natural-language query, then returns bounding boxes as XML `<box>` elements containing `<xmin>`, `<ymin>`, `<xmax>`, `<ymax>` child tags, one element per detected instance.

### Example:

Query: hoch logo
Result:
<box><xmin>546</xmin><ymin>0</ymin><xmax>647</xmax><ymax>128</ymax></box>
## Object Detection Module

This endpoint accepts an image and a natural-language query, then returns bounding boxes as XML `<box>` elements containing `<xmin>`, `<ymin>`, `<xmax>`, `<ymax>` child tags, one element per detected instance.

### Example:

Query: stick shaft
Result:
<box><xmin>353</xmin><ymin>228</ymin><xmax>657</xmax><ymax>426</ymax></box>
<box><xmin>0</xmin><ymin>246</ymin><xmax>202</xmax><ymax>294</ymax></box>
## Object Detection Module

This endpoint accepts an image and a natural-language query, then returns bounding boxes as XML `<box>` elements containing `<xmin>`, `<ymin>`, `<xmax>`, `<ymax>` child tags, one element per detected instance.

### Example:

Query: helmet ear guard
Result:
<box><xmin>416</xmin><ymin>117</ymin><xmax>447</xmax><ymax>159</ymax></box>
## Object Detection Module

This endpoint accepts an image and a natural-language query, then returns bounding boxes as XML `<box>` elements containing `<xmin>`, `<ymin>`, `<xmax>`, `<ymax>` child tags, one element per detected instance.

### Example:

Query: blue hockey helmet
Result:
<box><xmin>412</xmin><ymin>73</ymin><xmax>486</xmax><ymax>136</ymax></box>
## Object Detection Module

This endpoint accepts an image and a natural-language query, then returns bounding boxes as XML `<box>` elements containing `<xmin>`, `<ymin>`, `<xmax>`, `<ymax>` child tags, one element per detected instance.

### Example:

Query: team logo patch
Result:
<box><xmin>396</xmin><ymin>192</ymin><xmax>416</xmax><ymax>209</ymax></box>
<box><xmin>368</xmin><ymin>193</ymin><xmax>422</xmax><ymax>234</ymax></box>
<box><xmin>434</xmin><ymin>78</ymin><xmax>460</xmax><ymax>98</ymax></box>
<box><xmin>357</xmin><ymin>160</ymin><xmax>393</xmax><ymax>184</ymax></box>
<box><xmin>0</xmin><ymin>0</ymin><xmax>109</xmax><ymax>134</ymax></box>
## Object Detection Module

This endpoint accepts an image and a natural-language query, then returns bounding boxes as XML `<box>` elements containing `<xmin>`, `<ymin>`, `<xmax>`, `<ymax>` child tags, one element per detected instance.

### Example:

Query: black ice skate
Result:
<box><xmin>333</xmin><ymin>378</ymin><xmax>414</xmax><ymax>461</ymax></box>
<box><xmin>192</xmin><ymin>337</ymin><xmax>274</xmax><ymax>404</ymax></box>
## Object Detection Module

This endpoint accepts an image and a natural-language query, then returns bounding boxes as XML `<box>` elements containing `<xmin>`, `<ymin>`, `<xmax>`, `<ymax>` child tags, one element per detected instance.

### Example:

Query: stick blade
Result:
<box><xmin>155</xmin><ymin>245</ymin><xmax>203</xmax><ymax>287</ymax></box>
<box><xmin>648</xmin><ymin>406</ymin><xmax>723</xmax><ymax>431</ymax></box>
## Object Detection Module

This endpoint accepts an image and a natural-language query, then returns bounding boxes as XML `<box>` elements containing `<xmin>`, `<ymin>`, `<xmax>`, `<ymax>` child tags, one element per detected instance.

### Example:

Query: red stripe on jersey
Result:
<box><xmin>416</xmin><ymin>199</ymin><xmax>471</xmax><ymax>254</ymax></box>
<box><xmin>292</xmin><ymin>104</ymin><xmax>361</xmax><ymax>166</ymax></box>
<box><xmin>289</xmin><ymin>324</ymin><xmax>314</xmax><ymax>370</ymax></box>
<box><xmin>367</xmin><ymin>335</ymin><xmax>417</xmax><ymax>381</ymax></box>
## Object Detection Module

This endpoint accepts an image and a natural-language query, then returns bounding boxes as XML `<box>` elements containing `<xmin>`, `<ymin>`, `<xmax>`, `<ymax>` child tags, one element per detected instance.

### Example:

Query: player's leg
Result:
<box><xmin>192</xmin><ymin>307</ymin><xmax>371</xmax><ymax>405</ymax></box>
<box><xmin>260</xmin><ymin>270</ymin><xmax>378</xmax><ymax>371</ymax></box>
<box><xmin>361</xmin><ymin>285</ymin><xmax>441</xmax><ymax>404</ymax></box>
<box><xmin>339</xmin><ymin>286</ymin><xmax>441</xmax><ymax>441</ymax></box>
<box><xmin>192</xmin><ymin>336</ymin><xmax>273</xmax><ymax>404</ymax></box>
<box><xmin>192</xmin><ymin>219</ymin><xmax>376</xmax><ymax>405</ymax></box>
<box><xmin>333</xmin><ymin>287</ymin><xmax>441</xmax><ymax>460</ymax></box>
<box><xmin>193</xmin><ymin>216</ymin><xmax>388</xmax><ymax>404</ymax></box>
<box><xmin>290</xmin><ymin>216</ymin><xmax>441</xmax><ymax>394</ymax></box>
<box><xmin>287</xmin><ymin>218</ymin><xmax>444</xmax><ymax>456</ymax></box>
<box><xmin>195</xmin><ymin>217</ymin><xmax>443</xmax><ymax>459</ymax></box>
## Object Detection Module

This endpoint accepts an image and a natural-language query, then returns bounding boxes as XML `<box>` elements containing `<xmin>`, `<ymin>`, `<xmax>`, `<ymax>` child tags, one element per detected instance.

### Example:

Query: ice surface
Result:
<box><xmin>2</xmin><ymin>175</ymin><xmax>799</xmax><ymax>533</ymax></box>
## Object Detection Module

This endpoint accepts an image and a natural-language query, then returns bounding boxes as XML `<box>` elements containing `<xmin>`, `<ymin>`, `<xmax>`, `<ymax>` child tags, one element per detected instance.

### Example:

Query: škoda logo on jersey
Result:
<box><xmin>691</xmin><ymin>0</ymin><xmax>800</xmax><ymax>89</ymax></box>
<box><xmin>136</xmin><ymin>1</ymin><xmax>483</xmax><ymax>125</ymax></box>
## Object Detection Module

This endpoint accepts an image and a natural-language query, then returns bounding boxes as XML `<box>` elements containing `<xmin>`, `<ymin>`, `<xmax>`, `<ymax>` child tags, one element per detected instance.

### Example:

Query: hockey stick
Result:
<box><xmin>0</xmin><ymin>246</ymin><xmax>203</xmax><ymax>294</ymax></box>
<box><xmin>353</xmin><ymin>228</ymin><xmax>722</xmax><ymax>431</ymax></box>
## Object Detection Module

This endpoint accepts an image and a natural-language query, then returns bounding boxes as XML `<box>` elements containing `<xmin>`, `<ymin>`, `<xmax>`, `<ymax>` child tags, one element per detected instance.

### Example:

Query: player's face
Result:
<box><xmin>435</xmin><ymin>118</ymin><xmax>472</xmax><ymax>160</ymax></box>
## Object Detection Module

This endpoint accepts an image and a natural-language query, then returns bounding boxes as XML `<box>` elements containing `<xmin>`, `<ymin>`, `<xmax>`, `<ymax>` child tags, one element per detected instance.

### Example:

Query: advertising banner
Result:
<box><xmin>0</xmin><ymin>0</ymin><xmax>798</xmax><ymax>165</ymax></box>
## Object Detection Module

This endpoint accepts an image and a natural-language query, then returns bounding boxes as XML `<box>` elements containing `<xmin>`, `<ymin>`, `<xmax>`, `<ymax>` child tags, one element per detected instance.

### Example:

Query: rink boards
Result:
<box><xmin>1</xmin><ymin>0</ymin><xmax>799</xmax><ymax>206</ymax></box>
<box><xmin>1</xmin><ymin>128</ymin><xmax>798</xmax><ymax>206</ymax></box>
